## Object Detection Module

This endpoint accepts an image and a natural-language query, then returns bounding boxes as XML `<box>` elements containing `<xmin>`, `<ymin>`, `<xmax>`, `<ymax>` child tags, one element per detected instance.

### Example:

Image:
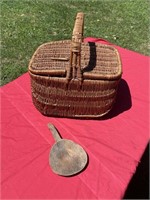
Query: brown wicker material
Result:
<box><xmin>28</xmin><ymin>12</ymin><xmax>122</xmax><ymax>118</ymax></box>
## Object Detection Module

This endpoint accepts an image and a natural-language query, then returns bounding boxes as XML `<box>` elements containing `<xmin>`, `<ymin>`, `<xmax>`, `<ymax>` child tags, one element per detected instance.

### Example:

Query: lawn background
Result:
<box><xmin>1</xmin><ymin>0</ymin><xmax>150</xmax><ymax>85</ymax></box>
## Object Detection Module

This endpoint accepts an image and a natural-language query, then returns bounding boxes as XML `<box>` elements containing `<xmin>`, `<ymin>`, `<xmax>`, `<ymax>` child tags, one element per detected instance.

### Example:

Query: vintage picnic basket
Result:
<box><xmin>28</xmin><ymin>12</ymin><xmax>122</xmax><ymax>118</ymax></box>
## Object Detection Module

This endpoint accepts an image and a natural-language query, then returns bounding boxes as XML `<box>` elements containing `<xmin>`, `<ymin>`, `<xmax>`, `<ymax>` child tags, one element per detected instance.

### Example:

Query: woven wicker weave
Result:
<box><xmin>28</xmin><ymin>12</ymin><xmax>122</xmax><ymax>118</ymax></box>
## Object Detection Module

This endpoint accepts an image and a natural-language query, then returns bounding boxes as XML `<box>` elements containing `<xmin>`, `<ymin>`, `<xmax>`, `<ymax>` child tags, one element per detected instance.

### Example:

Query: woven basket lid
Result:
<box><xmin>28</xmin><ymin>12</ymin><xmax>122</xmax><ymax>81</ymax></box>
<box><xmin>29</xmin><ymin>40</ymin><xmax>122</xmax><ymax>80</ymax></box>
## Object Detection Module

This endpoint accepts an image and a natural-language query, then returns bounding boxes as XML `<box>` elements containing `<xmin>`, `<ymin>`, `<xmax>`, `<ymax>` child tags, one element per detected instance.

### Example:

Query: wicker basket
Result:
<box><xmin>28</xmin><ymin>12</ymin><xmax>122</xmax><ymax>118</ymax></box>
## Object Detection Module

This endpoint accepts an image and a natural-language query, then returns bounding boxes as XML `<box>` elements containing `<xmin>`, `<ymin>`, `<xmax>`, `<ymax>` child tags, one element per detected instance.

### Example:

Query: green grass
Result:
<box><xmin>1</xmin><ymin>0</ymin><xmax>150</xmax><ymax>85</ymax></box>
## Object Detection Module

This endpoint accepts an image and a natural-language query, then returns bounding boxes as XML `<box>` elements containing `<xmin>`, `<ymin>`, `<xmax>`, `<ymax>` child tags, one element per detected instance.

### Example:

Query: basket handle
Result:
<box><xmin>66</xmin><ymin>12</ymin><xmax>84</xmax><ymax>81</ymax></box>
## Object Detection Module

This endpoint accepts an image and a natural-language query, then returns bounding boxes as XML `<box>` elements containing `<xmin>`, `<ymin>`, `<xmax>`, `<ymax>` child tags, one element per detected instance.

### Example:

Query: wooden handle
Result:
<box><xmin>66</xmin><ymin>12</ymin><xmax>84</xmax><ymax>81</ymax></box>
<box><xmin>72</xmin><ymin>12</ymin><xmax>84</xmax><ymax>53</ymax></box>
<box><xmin>48</xmin><ymin>123</ymin><xmax>62</xmax><ymax>142</ymax></box>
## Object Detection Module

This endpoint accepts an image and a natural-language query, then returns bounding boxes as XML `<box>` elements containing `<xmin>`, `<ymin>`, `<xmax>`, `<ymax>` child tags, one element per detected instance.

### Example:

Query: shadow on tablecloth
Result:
<box><xmin>123</xmin><ymin>142</ymin><xmax>149</xmax><ymax>199</ymax></box>
<box><xmin>102</xmin><ymin>78</ymin><xmax>132</xmax><ymax>120</ymax></box>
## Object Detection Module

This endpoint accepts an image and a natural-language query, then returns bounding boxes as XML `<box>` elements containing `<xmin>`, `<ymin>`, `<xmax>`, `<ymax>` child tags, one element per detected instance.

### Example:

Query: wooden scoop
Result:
<box><xmin>48</xmin><ymin>123</ymin><xmax>88</xmax><ymax>176</ymax></box>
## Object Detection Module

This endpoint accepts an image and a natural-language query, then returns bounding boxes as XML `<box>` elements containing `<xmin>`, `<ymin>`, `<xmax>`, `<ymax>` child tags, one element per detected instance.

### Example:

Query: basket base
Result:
<box><xmin>32</xmin><ymin>95</ymin><xmax>115</xmax><ymax>119</ymax></box>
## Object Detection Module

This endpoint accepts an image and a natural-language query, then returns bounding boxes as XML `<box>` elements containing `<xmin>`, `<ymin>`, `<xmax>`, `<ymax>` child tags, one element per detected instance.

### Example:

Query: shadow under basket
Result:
<box><xmin>28</xmin><ymin>12</ymin><xmax>122</xmax><ymax>118</ymax></box>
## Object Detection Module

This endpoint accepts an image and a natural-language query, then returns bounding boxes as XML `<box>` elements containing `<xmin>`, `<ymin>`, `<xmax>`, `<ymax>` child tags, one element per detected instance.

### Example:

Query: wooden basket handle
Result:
<box><xmin>66</xmin><ymin>12</ymin><xmax>84</xmax><ymax>81</ymax></box>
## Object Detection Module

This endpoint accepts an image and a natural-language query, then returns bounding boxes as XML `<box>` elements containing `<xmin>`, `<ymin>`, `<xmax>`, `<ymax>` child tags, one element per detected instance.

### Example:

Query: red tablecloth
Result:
<box><xmin>1</xmin><ymin>38</ymin><xmax>149</xmax><ymax>199</ymax></box>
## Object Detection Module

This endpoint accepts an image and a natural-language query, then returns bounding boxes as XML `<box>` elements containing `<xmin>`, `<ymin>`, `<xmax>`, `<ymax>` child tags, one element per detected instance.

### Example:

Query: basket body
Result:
<box><xmin>29</xmin><ymin>40</ymin><xmax>122</xmax><ymax>118</ymax></box>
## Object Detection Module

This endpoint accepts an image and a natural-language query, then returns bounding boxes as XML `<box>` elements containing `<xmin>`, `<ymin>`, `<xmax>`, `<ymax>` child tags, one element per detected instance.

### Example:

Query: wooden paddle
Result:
<box><xmin>48</xmin><ymin>123</ymin><xmax>88</xmax><ymax>176</ymax></box>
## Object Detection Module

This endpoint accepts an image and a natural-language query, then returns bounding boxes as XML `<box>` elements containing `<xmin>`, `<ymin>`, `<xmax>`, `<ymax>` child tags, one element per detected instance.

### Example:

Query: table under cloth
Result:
<box><xmin>1</xmin><ymin>38</ymin><xmax>149</xmax><ymax>199</ymax></box>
